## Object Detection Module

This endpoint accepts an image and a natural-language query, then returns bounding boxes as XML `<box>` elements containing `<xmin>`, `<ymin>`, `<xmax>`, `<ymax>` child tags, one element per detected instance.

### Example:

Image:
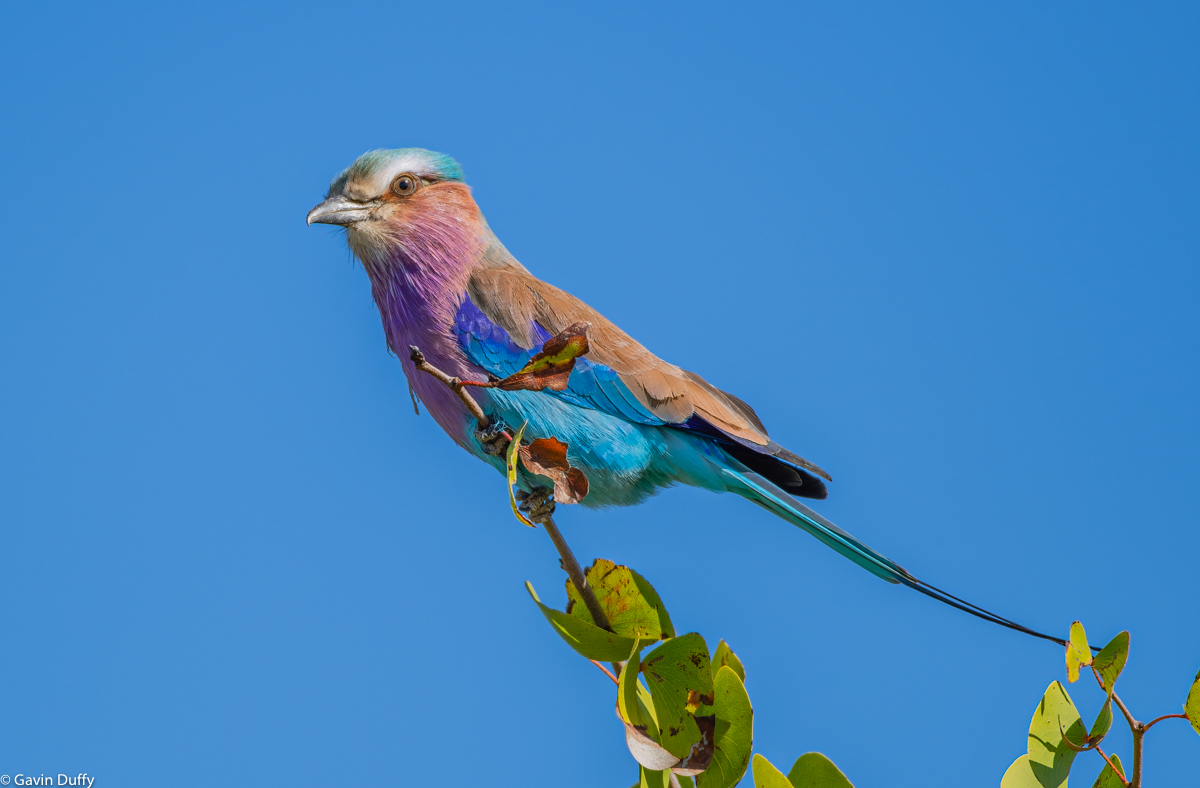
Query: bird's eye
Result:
<box><xmin>391</xmin><ymin>173</ymin><xmax>420</xmax><ymax>196</ymax></box>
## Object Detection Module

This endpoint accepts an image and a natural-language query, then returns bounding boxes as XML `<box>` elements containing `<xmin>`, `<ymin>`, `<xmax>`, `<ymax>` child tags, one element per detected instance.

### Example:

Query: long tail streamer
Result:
<box><xmin>735</xmin><ymin>471</ymin><xmax>1067</xmax><ymax>647</ymax></box>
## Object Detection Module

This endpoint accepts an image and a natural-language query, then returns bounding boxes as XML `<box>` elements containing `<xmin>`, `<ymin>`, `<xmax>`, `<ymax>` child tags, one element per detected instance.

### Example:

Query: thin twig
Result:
<box><xmin>1093</xmin><ymin>745</ymin><xmax>1129</xmax><ymax>787</ymax></box>
<box><xmin>1091</xmin><ymin>667</ymin><xmax>1139</xmax><ymax>729</ymax></box>
<box><xmin>539</xmin><ymin>511</ymin><xmax>626</xmax><ymax>677</ymax></box>
<box><xmin>539</xmin><ymin>514</ymin><xmax>611</xmax><ymax>630</ymax></box>
<box><xmin>1112</xmin><ymin>691</ymin><xmax>1139</xmax><ymax>730</ymax></box>
<box><xmin>408</xmin><ymin>345</ymin><xmax>489</xmax><ymax>427</ymax></box>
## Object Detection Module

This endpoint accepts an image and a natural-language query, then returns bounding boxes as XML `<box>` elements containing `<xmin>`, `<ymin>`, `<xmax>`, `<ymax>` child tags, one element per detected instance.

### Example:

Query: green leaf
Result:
<box><xmin>1027</xmin><ymin>681</ymin><xmax>1086</xmax><ymax>788</ymax></box>
<box><xmin>1000</xmin><ymin>755</ymin><xmax>1043</xmax><ymax>788</ymax></box>
<box><xmin>1066</xmin><ymin>621</ymin><xmax>1092</xmax><ymax>683</ymax></box>
<box><xmin>1089</xmin><ymin>701</ymin><xmax>1112</xmax><ymax>745</ymax></box>
<box><xmin>1185</xmin><ymin>668</ymin><xmax>1200</xmax><ymax>738</ymax></box>
<box><xmin>695</xmin><ymin>666</ymin><xmax>753</xmax><ymax>788</ymax></box>
<box><xmin>751</xmin><ymin>754</ymin><xmax>792</xmax><ymax>788</ymax></box>
<box><xmin>566</xmin><ymin>558</ymin><xmax>675</xmax><ymax>641</ymax></box>
<box><xmin>639</xmin><ymin>766</ymin><xmax>672</xmax><ymax>788</ymax></box>
<box><xmin>676</xmin><ymin>777</ymin><xmax>696</xmax><ymax>788</ymax></box>
<box><xmin>619</xmin><ymin>648</ymin><xmax>652</xmax><ymax>730</ymax></box>
<box><xmin>1094</xmin><ymin>632</ymin><xmax>1130</xmax><ymax>696</ymax></box>
<box><xmin>621</xmin><ymin>650</ymin><xmax>689</xmax><ymax>772</ymax></box>
<box><xmin>712</xmin><ymin>640</ymin><xmax>746</xmax><ymax>683</ymax></box>
<box><xmin>786</xmin><ymin>753</ymin><xmax>855</xmax><ymax>788</ymax></box>
<box><xmin>641</xmin><ymin>633</ymin><xmax>714</xmax><ymax>759</ymax></box>
<box><xmin>1091</xmin><ymin>753</ymin><xmax>1125</xmax><ymax>788</ymax></box>
<box><xmin>525</xmin><ymin>581</ymin><xmax>640</xmax><ymax>661</ymax></box>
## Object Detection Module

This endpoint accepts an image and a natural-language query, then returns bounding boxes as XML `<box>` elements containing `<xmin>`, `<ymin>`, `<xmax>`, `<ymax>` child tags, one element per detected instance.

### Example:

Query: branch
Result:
<box><xmin>538</xmin><ymin>513</ymin><xmax>612</xmax><ymax>631</ymax></box>
<box><xmin>409</xmin><ymin>344</ymin><xmax>620</xmax><ymax>673</ymax></box>
<box><xmin>1112</xmin><ymin>690</ymin><xmax>1139</xmax><ymax>730</ymax></box>
<box><xmin>408</xmin><ymin>345</ymin><xmax>489</xmax><ymax>427</ymax></box>
<box><xmin>1091</xmin><ymin>667</ymin><xmax>1139</xmax><ymax>729</ymax></box>
<box><xmin>535</xmin><ymin>508</ymin><xmax>624</xmax><ymax>678</ymax></box>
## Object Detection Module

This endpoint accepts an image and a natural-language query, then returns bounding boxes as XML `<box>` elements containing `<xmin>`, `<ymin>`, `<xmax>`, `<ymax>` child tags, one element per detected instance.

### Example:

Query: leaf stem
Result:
<box><xmin>1093</xmin><ymin>745</ymin><xmax>1129</xmax><ymax>788</ymax></box>
<box><xmin>1143</xmin><ymin>713</ymin><xmax>1187</xmax><ymax>730</ymax></box>
<box><xmin>589</xmin><ymin>659</ymin><xmax>620</xmax><ymax>685</ymax></box>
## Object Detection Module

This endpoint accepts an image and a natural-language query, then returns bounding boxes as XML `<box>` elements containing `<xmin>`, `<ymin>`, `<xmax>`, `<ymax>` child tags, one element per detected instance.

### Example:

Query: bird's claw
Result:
<box><xmin>517</xmin><ymin>485</ymin><xmax>556</xmax><ymax>521</ymax></box>
<box><xmin>474</xmin><ymin>419</ymin><xmax>510</xmax><ymax>456</ymax></box>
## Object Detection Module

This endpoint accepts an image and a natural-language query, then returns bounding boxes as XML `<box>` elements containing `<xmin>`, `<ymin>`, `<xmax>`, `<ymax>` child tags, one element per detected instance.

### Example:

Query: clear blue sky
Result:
<box><xmin>1</xmin><ymin>2</ymin><xmax>1197</xmax><ymax>786</ymax></box>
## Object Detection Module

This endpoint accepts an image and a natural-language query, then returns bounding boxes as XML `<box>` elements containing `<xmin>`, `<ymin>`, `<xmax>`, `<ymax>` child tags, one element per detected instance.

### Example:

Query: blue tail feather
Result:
<box><xmin>728</xmin><ymin>470</ymin><xmax>913</xmax><ymax>584</ymax></box>
<box><xmin>727</xmin><ymin>469</ymin><xmax>1070</xmax><ymax>646</ymax></box>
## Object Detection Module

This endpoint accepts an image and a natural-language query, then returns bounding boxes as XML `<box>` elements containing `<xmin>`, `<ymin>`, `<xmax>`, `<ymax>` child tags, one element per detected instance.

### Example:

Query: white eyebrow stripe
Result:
<box><xmin>359</xmin><ymin>153</ymin><xmax>440</xmax><ymax>198</ymax></box>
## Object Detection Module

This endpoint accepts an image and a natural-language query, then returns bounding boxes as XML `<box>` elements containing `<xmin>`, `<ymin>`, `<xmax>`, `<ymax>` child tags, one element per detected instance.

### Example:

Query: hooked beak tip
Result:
<box><xmin>307</xmin><ymin>196</ymin><xmax>374</xmax><ymax>227</ymax></box>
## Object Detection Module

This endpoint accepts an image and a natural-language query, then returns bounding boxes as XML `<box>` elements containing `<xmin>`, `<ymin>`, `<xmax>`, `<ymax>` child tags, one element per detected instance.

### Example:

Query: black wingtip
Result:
<box><xmin>721</xmin><ymin>441</ymin><xmax>829</xmax><ymax>499</ymax></box>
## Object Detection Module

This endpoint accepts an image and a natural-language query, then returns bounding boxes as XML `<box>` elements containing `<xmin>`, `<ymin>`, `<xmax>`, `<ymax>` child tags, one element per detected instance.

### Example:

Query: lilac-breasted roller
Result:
<box><xmin>306</xmin><ymin>148</ymin><xmax>1060</xmax><ymax>642</ymax></box>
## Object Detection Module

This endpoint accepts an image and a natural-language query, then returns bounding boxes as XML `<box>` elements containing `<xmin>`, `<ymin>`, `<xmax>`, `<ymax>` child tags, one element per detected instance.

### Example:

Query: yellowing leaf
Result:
<box><xmin>786</xmin><ymin>753</ymin><xmax>855</xmax><ymax>788</ymax></box>
<box><xmin>494</xmin><ymin>321</ymin><xmax>590</xmax><ymax>392</ymax></box>
<box><xmin>1027</xmin><ymin>681</ymin><xmax>1085</xmax><ymax>788</ymax></box>
<box><xmin>566</xmin><ymin>559</ymin><xmax>675</xmax><ymax>641</ymax></box>
<box><xmin>1066</xmin><ymin>621</ymin><xmax>1092</xmax><ymax>683</ymax></box>
<box><xmin>525</xmin><ymin>581</ymin><xmax>640</xmax><ymax>661</ymax></box>
<box><xmin>751</xmin><ymin>754</ymin><xmax>792</xmax><ymax>788</ymax></box>
<box><xmin>1185</xmin><ymin>668</ymin><xmax>1200</xmax><ymax>738</ymax></box>
<box><xmin>506</xmin><ymin>421</ymin><xmax>534</xmax><ymax>527</ymax></box>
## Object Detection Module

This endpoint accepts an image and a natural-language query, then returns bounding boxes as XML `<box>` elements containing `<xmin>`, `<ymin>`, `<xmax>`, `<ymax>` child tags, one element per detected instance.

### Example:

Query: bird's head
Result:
<box><xmin>307</xmin><ymin>148</ymin><xmax>477</xmax><ymax>266</ymax></box>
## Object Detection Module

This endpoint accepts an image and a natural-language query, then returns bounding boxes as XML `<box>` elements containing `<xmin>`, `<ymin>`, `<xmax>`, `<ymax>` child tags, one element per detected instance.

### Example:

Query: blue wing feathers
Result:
<box><xmin>453</xmin><ymin>292</ymin><xmax>828</xmax><ymax>497</ymax></box>
<box><xmin>453</xmin><ymin>292</ymin><xmax>909</xmax><ymax>582</ymax></box>
<box><xmin>454</xmin><ymin>294</ymin><xmax>665</xmax><ymax>426</ymax></box>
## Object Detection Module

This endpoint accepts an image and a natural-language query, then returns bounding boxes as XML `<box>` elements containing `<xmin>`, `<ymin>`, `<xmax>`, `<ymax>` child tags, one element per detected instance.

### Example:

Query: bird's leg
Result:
<box><xmin>473</xmin><ymin>418</ymin><xmax>510</xmax><ymax>456</ymax></box>
<box><xmin>516</xmin><ymin>485</ymin><xmax>556</xmax><ymax>522</ymax></box>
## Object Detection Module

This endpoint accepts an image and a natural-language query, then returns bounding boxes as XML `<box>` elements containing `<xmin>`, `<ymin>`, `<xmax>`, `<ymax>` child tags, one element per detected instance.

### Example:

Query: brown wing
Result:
<box><xmin>466</xmin><ymin>266</ymin><xmax>770</xmax><ymax>445</ymax></box>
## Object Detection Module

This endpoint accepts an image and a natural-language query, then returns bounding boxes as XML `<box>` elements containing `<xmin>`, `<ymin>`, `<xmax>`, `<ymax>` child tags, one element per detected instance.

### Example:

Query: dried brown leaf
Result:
<box><xmin>494</xmin><ymin>321</ymin><xmax>590</xmax><ymax>392</ymax></box>
<box><xmin>519</xmin><ymin>436</ymin><xmax>590</xmax><ymax>504</ymax></box>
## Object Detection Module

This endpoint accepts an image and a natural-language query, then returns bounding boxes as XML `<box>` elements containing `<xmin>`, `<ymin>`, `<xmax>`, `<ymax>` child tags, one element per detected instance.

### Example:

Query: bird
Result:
<box><xmin>305</xmin><ymin>146</ymin><xmax>916</xmax><ymax>579</ymax></box>
<box><xmin>305</xmin><ymin>148</ymin><xmax>1061</xmax><ymax>644</ymax></box>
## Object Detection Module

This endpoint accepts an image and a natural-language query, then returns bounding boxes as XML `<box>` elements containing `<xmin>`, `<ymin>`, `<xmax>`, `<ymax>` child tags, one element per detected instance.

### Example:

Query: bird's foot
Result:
<box><xmin>516</xmin><ymin>485</ymin><xmax>556</xmax><ymax>522</ymax></box>
<box><xmin>474</xmin><ymin>419</ymin><xmax>510</xmax><ymax>456</ymax></box>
